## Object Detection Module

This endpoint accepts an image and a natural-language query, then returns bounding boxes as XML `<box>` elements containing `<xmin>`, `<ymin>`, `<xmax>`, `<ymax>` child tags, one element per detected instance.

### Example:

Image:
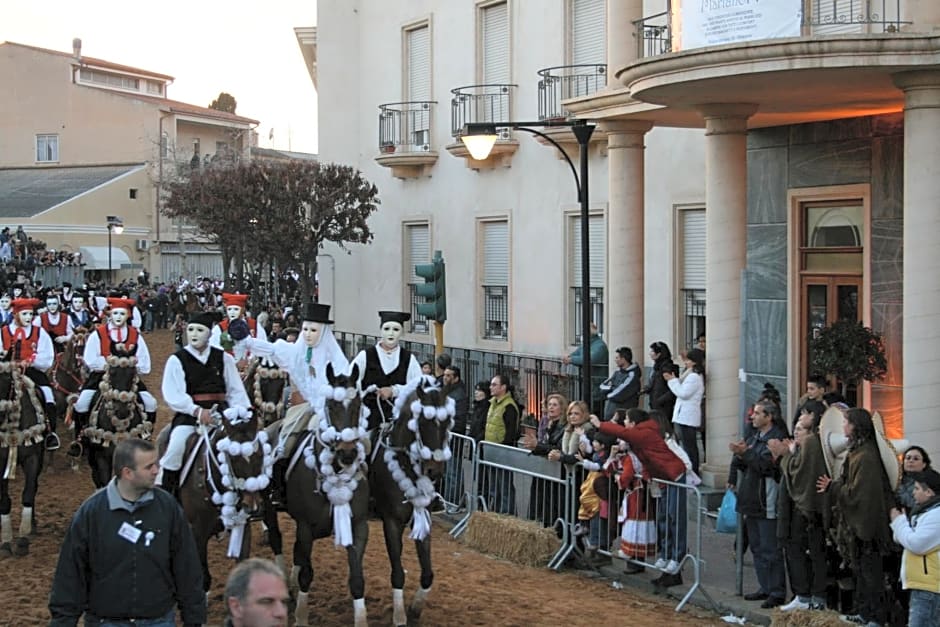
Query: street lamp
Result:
<box><xmin>106</xmin><ymin>215</ymin><xmax>124</xmax><ymax>284</ymax></box>
<box><xmin>461</xmin><ymin>119</ymin><xmax>596</xmax><ymax>406</ymax></box>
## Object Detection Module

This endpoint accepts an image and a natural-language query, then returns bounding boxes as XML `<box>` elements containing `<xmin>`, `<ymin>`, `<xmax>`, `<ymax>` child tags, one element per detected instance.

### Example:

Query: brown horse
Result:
<box><xmin>83</xmin><ymin>349</ymin><xmax>152</xmax><ymax>488</ymax></box>
<box><xmin>243</xmin><ymin>358</ymin><xmax>288</xmax><ymax>428</ymax></box>
<box><xmin>370</xmin><ymin>375</ymin><xmax>454</xmax><ymax>626</ymax></box>
<box><xmin>172</xmin><ymin>411</ymin><xmax>273</xmax><ymax>592</ymax></box>
<box><xmin>50</xmin><ymin>330</ymin><xmax>86</xmax><ymax>448</ymax></box>
<box><xmin>277</xmin><ymin>363</ymin><xmax>370</xmax><ymax>627</ymax></box>
<box><xmin>0</xmin><ymin>360</ymin><xmax>47</xmax><ymax>557</ymax></box>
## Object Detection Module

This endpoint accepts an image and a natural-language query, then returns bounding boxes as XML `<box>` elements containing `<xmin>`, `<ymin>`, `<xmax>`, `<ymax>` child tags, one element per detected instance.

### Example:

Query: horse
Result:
<box><xmin>244</xmin><ymin>358</ymin><xmax>289</xmax><ymax>428</ymax></box>
<box><xmin>170</xmin><ymin>409</ymin><xmax>274</xmax><ymax>593</ymax></box>
<box><xmin>369</xmin><ymin>375</ymin><xmax>454</xmax><ymax>627</ymax></box>
<box><xmin>83</xmin><ymin>348</ymin><xmax>153</xmax><ymax>488</ymax></box>
<box><xmin>50</xmin><ymin>330</ymin><xmax>87</xmax><ymax>449</ymax></box>
<box><xmin>277</xmin><ymin>363</ymin><xmax>370</xmax><ymax>627</ymax></box>
<box><xmin>0</xmin><ymin>360</ymin><xmax>48</xmax><ymax>557</ymax></box>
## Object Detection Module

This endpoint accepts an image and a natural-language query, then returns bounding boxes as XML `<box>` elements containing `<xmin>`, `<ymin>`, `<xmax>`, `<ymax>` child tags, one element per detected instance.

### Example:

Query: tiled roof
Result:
<box><xmin>1</xmin><ymin>41</ymin><xmax>174</xmax><ymax>80</ymax></box>
<box><xmin>0</xmin><ymin>165</ymin><xmax>144</xmax><ymax>218</ymax></box>
<box><xmin>251</xmin><ymin>147</ymin><xmax>319</xmax><ymax>161</ymax></box>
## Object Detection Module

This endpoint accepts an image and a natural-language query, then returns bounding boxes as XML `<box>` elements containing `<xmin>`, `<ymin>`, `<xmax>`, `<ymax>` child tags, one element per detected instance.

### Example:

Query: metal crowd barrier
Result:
<box><xmin>444</xmin><ymin>438</ymin><xmax>719</xmax><ymax>612</ymax></box>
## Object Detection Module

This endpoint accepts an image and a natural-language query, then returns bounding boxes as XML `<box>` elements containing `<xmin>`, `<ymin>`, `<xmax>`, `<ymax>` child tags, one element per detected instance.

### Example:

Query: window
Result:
<box><xmin>78</xmin><ymin>68</ymin><xmax>140</xmax><ymax>91</ymax></box>
<box><xmin>480</xmin><ymin>219</ymin><xmax>509</xmax><ymax>340</ymax></box>
<box><xmin>147</xmin><ymin>80</ymin><xmax>163</xmax><ymax>96</ymax></box>
<box><xmin>679</xmin><ymin>207</ymin><xmax>706</xmax><ymax>349</ymax></box>
<box><xmin>479</xmin><ymin>1</ymin><xmax>510</xmax><ymax>123</ymax></box>
<box><xmin>569</xmin><ymin>0</ymin><xmax>606</xmax><ymax>65</ymax></box>
<box><xmin>129</xmin><ymin>188</ymin><xmax>138</xmax><ymax>200</ymax></box>
<box><xmin>405</xmin><ymin>222</ymin><xmax>431</xmax><ymax>334</ymax></box>
<box><xmin>160</xmin><ymin>132</ymin><xmax>169</xmax><ymax>159</ymax></box>
<box><xmin>404</xmin><ymin>23</ymin><xmax>432</xmax><ymax>149</ymax></box>
<box><xmin>569</xmin><ymin>213</ymin><xmax>606</xmax><ymax>344</ymax></box>
<box><xmin>36</xmin><ymin>134</ymin><xmax>59</xmax><ymax>162</ymax></box>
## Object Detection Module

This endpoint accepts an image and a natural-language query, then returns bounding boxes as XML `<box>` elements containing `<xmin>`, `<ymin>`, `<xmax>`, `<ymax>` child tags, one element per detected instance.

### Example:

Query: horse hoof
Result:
<box><xmin>13</xmin><ymin>537</ymin><xmax>29</xmax><ymax>556</ymax></box>
<box><xmin>0</xmin><ymin>542</ymin><xmax>11</xmax><ymax>559</ymax></box>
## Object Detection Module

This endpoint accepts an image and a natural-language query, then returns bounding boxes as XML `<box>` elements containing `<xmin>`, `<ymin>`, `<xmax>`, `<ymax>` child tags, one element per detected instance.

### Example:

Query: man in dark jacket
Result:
<box><xmin>598</xmin><ymin>346</ymin><xmax>641</xmax><ymax>421</ymax></box>
<box><xmin>49</xmin><ymin>438</ymin><xmax>205</xmax><ymax>626</ymax></box>
<box><xmin>729</xmin><ymin>400</ymin><xmax>788</xmax><ymax>608</ymax></box>
<box><xmin>442</xmin><ymin>365</ymin><xmax>470</xmax><ymax>511</ymax></box>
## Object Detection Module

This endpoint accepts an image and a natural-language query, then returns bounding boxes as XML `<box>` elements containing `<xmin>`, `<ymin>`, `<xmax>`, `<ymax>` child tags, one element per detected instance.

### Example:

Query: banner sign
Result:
<box><xmin>678</xmin><ymin>0</ymin><xmax>802</xmax><ymax>50</ymax></box>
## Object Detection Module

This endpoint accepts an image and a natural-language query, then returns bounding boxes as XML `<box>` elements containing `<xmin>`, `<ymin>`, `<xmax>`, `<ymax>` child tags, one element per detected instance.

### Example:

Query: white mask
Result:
<box><xmin>381</xmin><ymin>321</ymin><xmax>403</xmax><ymax>347</ymax></box>
<box><xmin>187</xmin><ymin>323</ymin><xmax>211</xmax><ymax>350</ymax></box>
<box><xmin>71</xmin><ymin>297</ymin><xmax>84</xmax><ymax>310</ymax></box>
<box><xmin>12</xmin><ymin>288</ymin><xmax>22</xmax><ymax>298</ymax></box>
<box><xmin>301</xmin><ymin>321</ymin><xmax>324</xmax><ymax>348</ymax></box>
<box><xmin>110</xmin><ymin>308</ymin><xmax>128</xmax><ymax>326</ymax></box>
<box><xmin>46</xmin><ymin>298</ymin><xmax>60</xmax><ymax>313</ymax></box>
<box><xmin>226</xmin><ymin>305</ymin><xmax>243</xmax><ymax>321</ymax></box>
<box><xmin>16</xmin><ymin>310</ymin><xmax>33</xmax><ymax>326</ymax></box>
<box><xmin>0</xmin><ymin>296</ymin><xmax>10</xmax><ymax>310</ymax></box>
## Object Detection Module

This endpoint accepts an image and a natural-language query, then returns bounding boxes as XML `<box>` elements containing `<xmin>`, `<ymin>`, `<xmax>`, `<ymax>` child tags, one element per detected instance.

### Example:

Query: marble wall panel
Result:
<box><xmin>871</xmin><ymin>218</ymin><xmax>903</xmax><ymax>304</ymax></box>
<box><xmin>747</xmin><ymin>147</ymin><xmax>789</xmax><ymax>224</ymax></box>
<box><xmin>872</xmin><ymin>135</ymin><xmax>904</xmax><ymax>220</ymax></box>
<box><xmin>746</xmin><ymin>225</ymin><xmax>788</xmax><ymax>300</ymax></box>
<box><xmin>789</xmin><ymin>139</ymin><xmax>872</xmax><ymax>188</ymax></box>
<box><xmin>871</xmin><ymin>301</ymin><xmax>903</xmax><ymax>387</ymax></box>
<box><xmin>748</xmin><ymin>127</ymin><xmax>789</xmax><ymax>150</ymax></box>
<box><xmin>871</xmin><ymin>113</ymin><xmax>904</xmax><ymax>138</ymax></box>
<box><xmin>789</xmin><ymin>116</ymin><xmax>872</xmax><ymax>145</ymax></box>
<box><xmin>743</xmin><ymin>374</ymin><xmax>788</xmax><ymax>418</ymax></box>
<box><xmin>743</xmin><ymin>299</ymin><xmax>788</xmax><ymax>377</ymax></box>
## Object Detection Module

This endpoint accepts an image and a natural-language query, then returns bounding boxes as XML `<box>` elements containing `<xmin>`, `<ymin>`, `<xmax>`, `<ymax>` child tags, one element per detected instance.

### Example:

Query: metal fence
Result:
<box><xmin>537</xmin><ymin>64</ymin><xmax>607</xmax><ymax>121</ymax></box>
<box><xmin>378</xmin><ymin>101</ymin><xmax>436</xmax><ymax>154</ymax></box>
<box><xmin>450</xmin><ymin>84</ymin><xmax>517</xmax><ymax>138</ymax></box>
<box><xmin>332</xmin><ymin>331</ymin><xmax>584</xmax><ymax>416</ymax></box>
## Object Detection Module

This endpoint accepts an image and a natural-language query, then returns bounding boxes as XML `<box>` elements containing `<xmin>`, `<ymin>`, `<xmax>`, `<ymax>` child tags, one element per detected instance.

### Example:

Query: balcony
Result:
<box><xmin>571</xmin><ymin>0</ymin><xmax>935</xmax><ymax>130</ymax></box>
<box><xmin>536</xmin><ymin>64</ymin><xmax>609</xmax><ymax>159</ymax></box>
<box><xmin>447</xmin><ymin>84</ymin><xmax>519</xmax><ymax>169</ymax></box>
<box><xmin>375</xmin><ymin>101</ymin><xmax>438</xmax><ymax>179</ymax></box>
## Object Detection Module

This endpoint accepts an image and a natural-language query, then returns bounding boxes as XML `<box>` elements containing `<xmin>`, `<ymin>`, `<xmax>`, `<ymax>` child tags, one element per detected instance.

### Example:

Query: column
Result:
<box><xmin>607</xmin><ymin>0</ymin><xmax>645</xmax><ymax>88</ymax></box>
<box><xmin>602</xmin><ymin>120</ymin><xmax>653</xmax><ymax>360</ymax></box>
<box><xmin>697</xmin><ymin>104</ymin><xmax>757</xmax><ymax>485</ymax></box>
<box><xmin>893</xmin><ymin>70</ymin><xmax>940</xmax><ymax>461</ymax></box>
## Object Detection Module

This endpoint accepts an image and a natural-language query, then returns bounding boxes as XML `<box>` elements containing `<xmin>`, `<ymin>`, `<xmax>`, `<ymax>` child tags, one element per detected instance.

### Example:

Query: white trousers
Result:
<box><xmin>74</xmin><ymin>388</ymin><xmax>157</xmax><ymax>413</ymax></box>
<box><xmin>160</xmin><ymin>425</ymin><xmax>196</xmax><ymax>471</ymax></box>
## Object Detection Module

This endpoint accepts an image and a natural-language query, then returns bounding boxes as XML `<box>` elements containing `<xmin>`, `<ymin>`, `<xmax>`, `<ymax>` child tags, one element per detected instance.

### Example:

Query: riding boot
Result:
<box><xmin>44</xmin><ymin>403</ymin><xmax>60</xmax><ymax>450</ymax></box>
<box><xmin>160</xmin><ymin>469</ymin><xmax>181</xmax><ymax>501</ymax></box>
<box><xmin>146</xmin><ymin>412</ymin><xmax>157</xmax><ymax>430</ymax></box>
<box><xmin>68</xmin><ymin>411</ymin><xmax>89</xmax><ymax>457</ymax></box>
<box><xmin>271</xmin><ymin>460</ymin><xmax>287</xmax><ymax>508</ymax></box>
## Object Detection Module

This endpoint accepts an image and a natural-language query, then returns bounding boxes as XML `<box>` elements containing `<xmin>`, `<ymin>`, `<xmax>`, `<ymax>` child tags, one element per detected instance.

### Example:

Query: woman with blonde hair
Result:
<box><xmin>528</xmin><ymin>392</ymin><xmax>569</xmax><ymax>528</ymax></box>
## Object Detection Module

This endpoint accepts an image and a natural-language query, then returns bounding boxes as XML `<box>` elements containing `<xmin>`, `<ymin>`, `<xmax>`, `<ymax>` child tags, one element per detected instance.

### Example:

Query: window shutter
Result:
<box><xmin>682</xmin><ymin>209</ymin><xmax>706</xmax><ymax>290</ymax></box>
<box><xmin>571</xmin><ymin>0</ymin><xmax>606</xmax><ymax>65</ymax></box>
<box><xmin>407</xmin><ymin>223</ymin><xmax>430</xmax><ymax>282</ymax></box>
<box><xmin>482</xmin><ymin>221</ymin><xmax>509</xmax><ymax>285</ymax></box>
<box><xmin>571</xmin><ymin>214</ymin><xmax>606</xmax><ymax>287</ymax></box>
<box><xmin>407</xmin><ymin>26</ymin><xmax>431</xmax><ymax>102</ymax></box>
<box><xmin>482</xmin><ymin>2</ymin><xmax>510</xmax><ymax>84</ymax></box>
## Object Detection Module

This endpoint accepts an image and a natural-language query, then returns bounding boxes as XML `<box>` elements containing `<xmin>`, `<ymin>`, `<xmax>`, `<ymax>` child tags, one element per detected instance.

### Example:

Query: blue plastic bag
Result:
<box><xmin>716</xmin><ymin>489</ymin><xmax>737</xmax><ymax>534</ymax></box>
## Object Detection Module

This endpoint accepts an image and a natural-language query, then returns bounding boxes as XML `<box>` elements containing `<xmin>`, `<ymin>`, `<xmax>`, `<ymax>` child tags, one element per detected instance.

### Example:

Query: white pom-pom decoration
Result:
<box><xmin>258</xmin><ymin>431</ymin><xmax>268</xmax><ymax>444</ymax></box>
<box><xmin>304</xmin><ymin>455</ymin><xmax>316</xmax><ymax>469</ymax></box>
<box><xmin>262</xmin><ymin>443</ymin><xmax>272</xmax><ymax>455</ymax></box>
<box><xmin>407</xmin><ymin>418</ymin><xmax>418</xmax><ymax>432</ymax></box>
<box><xmin>340</xmin><ymin>427</ymin><xmax>356</xmax><ymax>442</ymax></box>
<box><xmin>436</xmin><ymin>407</ymin><xmax>448</xmax><ymax>421</ymax></box>
<box><xmin>332</xmin><ymin>387</ymin><xmax>346</xmax><ymax>402</ymax></box>
<box><xmin>220</xmin><ymin>463</ymin><xmax>230</xmax><ymax>475</ymax></box>
<box><xmin>211</xmin><ymin>492</ymin><xmax>224</xmax><ymax>505</ymax></box>
<box><xmin>245</xmin><ymin>477</ymin><xmax>260</xmax><ymax>492</ymax></box>
<box><xmin>221</xmin><ymin>475</ymin><xmax>232</xmax><ymax>488</ymax></box>
<box><xmin>240</xmin><ymin>442</ymin><xmax>254</xmax><ymax>457</ymax></box>
<box><xmin>422</xmin><ymin>405</ymin><xmax>436</xmax><ymax>419</ymax></box>
<box><xmin>222</xmin><ymin>491</ymin><xmax>238</xmax><ymax>506</ymax></box>
<box><xmin>258</xmin><ymin>475</ymin><xmax>270</xmax><ymax>489</ymax></box>
<box><xmin>221</xmin><ymin>505</ymin><xmax>236</xmax><ymax>517</ymax></box>
<box><xmin>421</xmin><ymin>446</ymin><xmax>432</xmax><ymax>460</ymax></box>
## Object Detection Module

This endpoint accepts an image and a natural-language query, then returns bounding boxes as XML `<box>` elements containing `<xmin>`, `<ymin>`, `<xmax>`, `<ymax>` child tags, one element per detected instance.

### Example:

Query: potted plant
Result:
<box><xmin>809</xmin><ymin>319</ymin><xmax>887</xmax><ymax>399</ymax></box>
<box><xmin>380</xmin><ymin>141</ymin><xmax>396</xmax><ymax>154</ymax></box>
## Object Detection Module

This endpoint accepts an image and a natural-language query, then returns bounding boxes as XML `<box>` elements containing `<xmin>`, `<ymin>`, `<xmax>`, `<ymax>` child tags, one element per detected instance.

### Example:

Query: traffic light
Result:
<box><xmin>415</xmin><ymin>250</ymin><xmax>447</xmax><ymax>323</ymax></box>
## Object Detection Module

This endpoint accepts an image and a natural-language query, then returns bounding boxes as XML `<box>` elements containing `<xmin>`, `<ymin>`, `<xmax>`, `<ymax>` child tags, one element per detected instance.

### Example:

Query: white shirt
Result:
<box><xmin>5</xmin><ymin>322</ymin><xmax>54</xmax><ymax>371</ymax></box>
<box><xmin>161</xmin><ymin>345</ymin><xmax>251</xmax><ymax>418</ymax></box>
<box><xmin>349</xmin><ymin>342</ymin><xmax>422</xmax><ymax>397</ymax></box>
<box><xmin>245</xmin><ymin>330</ymin><xmax>348</xmax><ymax>404</ymax></box>
<box><xmin>83</xmin><ymin>323</ymin><xmax>151</xmax><ymax>374</ymax></box>
<box><xmin>33</xmin><ymin>311</ymin><xmax>75</xmax><ymax>339</ymax></box>
<box><xmin>209</xmin><ymin>317</ymin><xmax>269</xmax><ymax>360</ymax></box>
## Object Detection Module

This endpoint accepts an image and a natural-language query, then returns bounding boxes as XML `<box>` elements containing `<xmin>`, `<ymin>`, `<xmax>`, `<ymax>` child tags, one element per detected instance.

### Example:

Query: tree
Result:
<box><xmin>809</xmin><ymin>319</ymin><xmax>888</xmax><ymax>397</ymax></box>
<box><xmin>209</xmin><ymin>92</ymin><xmax>237</xmax><ymax>114</ymax></box>
<box><xmin>161</xmin><ymin>161</ymin><xmax>380</xmax><ymax>300</ymax></box>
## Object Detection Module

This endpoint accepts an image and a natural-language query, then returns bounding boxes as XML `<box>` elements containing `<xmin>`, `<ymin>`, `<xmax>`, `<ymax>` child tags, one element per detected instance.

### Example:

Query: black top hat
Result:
<box><xmin>187</xmin><ymin>311</ymin><xmax>217</xmax><ymax>329</ymax></box>
<box><xmin>302</xmin><ymin>302</ymin><xmax>334</xmax><ymax>324</ymax></box>
<box><xmin>11</xmin><ymin>283</ymin><xmax>24</xmax><ymax>292</ymax></box>
<box><xmin>378</xmin><ymin>310</ymin><xmax>411</xmax><ymax>326</ymax></box>
<box><xmin>62</xmin><ymin>281</ymin><xmax>72</xmax><ymax>289</ymax></box>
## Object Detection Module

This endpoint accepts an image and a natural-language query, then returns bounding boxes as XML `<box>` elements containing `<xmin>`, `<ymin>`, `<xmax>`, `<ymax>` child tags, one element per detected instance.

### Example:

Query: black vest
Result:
<box><xmin>362</xmin><ymin>345</ymin><xmax>412</xmax><ymax>430</ymax></box>
<box><xmin>171</xmin><ymin>347</ymin><xmax>228</xmax><ymax>428</ymax></box>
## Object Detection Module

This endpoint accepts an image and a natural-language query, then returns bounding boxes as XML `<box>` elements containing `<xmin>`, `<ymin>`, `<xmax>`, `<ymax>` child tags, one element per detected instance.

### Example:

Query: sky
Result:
<box><xmin>1</xmin><ymin>0</ymin><xmax>319</xmax><ymax>153</ymax></box>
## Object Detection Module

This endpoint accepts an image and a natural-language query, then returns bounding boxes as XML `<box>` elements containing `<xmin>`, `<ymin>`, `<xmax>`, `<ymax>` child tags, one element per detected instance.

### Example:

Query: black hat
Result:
<box><xmin>70</xmin><ymin>290</ymin><xmax>87</xmax><ymax>299</ymax></box>
<box><xmin>187</xmin><ymin>311</ymin><xmax>217</xmax><ymax>329</ymax></box>
<box><xmin>62</xmin><ymin>282</ymin><xmax>72</xmax><ymax>289</ymax></box>
<box><xmin>378</xmin><ymin>310</ymin><xmax>411</xmax><ymax>325</ymax></box>
<box><xmin>12</xmin><ymin>283</ymin><xmax>24</xmax><ymax>292</ymax></box>
<box><xmin>302</xmin><ymin>302</ymin><xmax>334</xmax><ymax>324</ymax></box>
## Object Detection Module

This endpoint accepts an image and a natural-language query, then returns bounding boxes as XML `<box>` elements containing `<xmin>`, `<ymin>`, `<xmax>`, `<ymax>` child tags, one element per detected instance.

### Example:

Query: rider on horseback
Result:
<box><xmin>232</xmin><ymin>302</ymin><xmax>348</xmax><ymax>505</ymax></box>
<box><xmin>158</xmin><ymin>311</ymin><xmax>253</xmax><ymax>498</ymax></box>
<box><xmin>71</xmin><ymin>297</ymin><xmax>157</xmax><ymax>450</ymax></box>
<box><xmin>36</xmin><ymin>292</ymin><xmax>74</xmax><ymax>354</ymax></box>
<box><xmin>66</xmin><ymin>290</ymin><xmax>97</xmax><ymax>330</ymax></box>
<box><xmin>210</xmin><ymin>292</ymin><xmax>267</xmax><ymax>366</ymax></box>
<box><xmin>0</xmin><ymin>297</ymin><xmax>59</xmax><ymax>450</ymax></box>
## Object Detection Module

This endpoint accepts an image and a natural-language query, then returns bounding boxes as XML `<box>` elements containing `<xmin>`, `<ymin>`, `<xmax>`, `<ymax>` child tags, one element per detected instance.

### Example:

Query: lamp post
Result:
<box><xmin>106</xmin><ymin>215</ymin><xmax>124</xmax><ymax>285</ymax></box>
<box><xmin>461</xmin><ymin>119</ymin><xmax>596</xmax><ymax>406</ymax></box>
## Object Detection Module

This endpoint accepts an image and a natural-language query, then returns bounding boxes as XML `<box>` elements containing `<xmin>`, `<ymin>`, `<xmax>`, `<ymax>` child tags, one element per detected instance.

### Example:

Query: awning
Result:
<box><xmin>79</xmin><ymin>246</ymin><xmax>133</xmax><ymax>271</ymax></box>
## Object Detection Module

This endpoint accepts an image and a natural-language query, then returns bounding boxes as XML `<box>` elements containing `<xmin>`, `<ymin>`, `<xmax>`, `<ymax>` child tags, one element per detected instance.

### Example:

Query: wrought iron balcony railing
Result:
<box><xmin>378</xmin><ymin>101</ymin><xmax>436</xmax><ymax>154</ymax></box>
<box><xmin>634</xmin><ymin>11</ymin><xmax>672</xmax><ymax>60</ymax></box>
<box><xmin>537</xmin><ymin>64</ymin><xmax>607</xmax><ymax>121</ymax></box>
<box><xmin>450</xmin><ymin>84</ymin><xmax>517</xmax><ymax>138</ymax></box>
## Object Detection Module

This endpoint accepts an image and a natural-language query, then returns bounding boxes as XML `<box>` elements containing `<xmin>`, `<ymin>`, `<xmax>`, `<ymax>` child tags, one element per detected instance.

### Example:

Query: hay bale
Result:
<box><xmin>770</xmin><ymin>608</ymin><xmax>847</xmax><ymax>626</ymax></box>
<box><xmin>460</xmin><ymin>511</ymin><xmax>560</xmax><ymax>567</ymax></box>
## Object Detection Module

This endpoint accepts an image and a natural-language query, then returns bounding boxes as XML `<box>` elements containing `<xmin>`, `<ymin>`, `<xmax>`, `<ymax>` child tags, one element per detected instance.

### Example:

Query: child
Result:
<box><xmin>577</xmin><ymin>432</ymin><xmax>618</xmax><ymax>553</ymax></box>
